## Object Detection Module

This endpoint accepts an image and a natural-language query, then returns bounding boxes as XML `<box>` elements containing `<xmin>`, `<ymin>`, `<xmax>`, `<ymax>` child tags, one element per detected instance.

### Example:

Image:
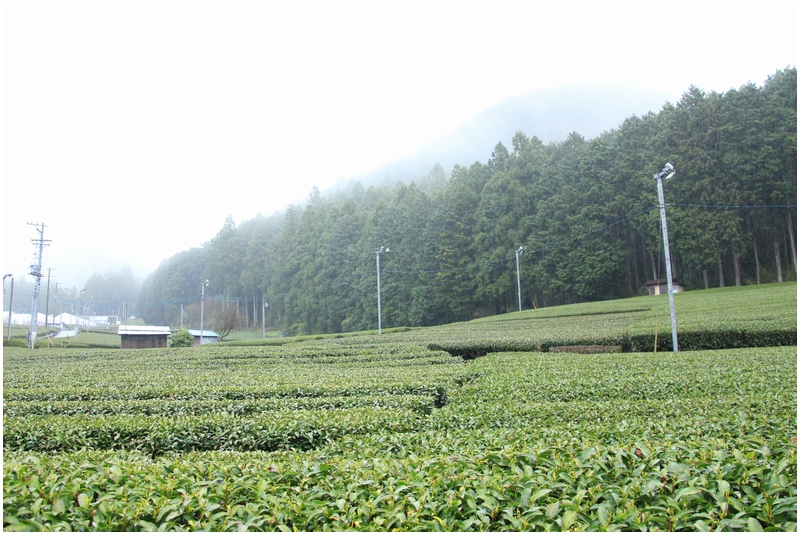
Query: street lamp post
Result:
<box><xmin>375</xmin><ymin>246</ymin><xmax>389</xmax><ymax>334</ymax></box>
<box><xmin>654</xmin><ymin>163</ymin><xmax>678</xmax><ymax>352</ymax></box>
<box><xmin>515</xmin><ymin>246</ymin><xmax>525</xmax><ymax>312</ymax></box>
<box><xmin>45</xmin><ymin>268</ymin><xmax>53</xmax><ymax>328</ymax></box>
<box><xmin>76</xmin><ymin>289</ymin><xmax>85</xmax><ymax>339</ymax></box>
<box><xmin>87</xmin><ymin>295</ymin><xmax>93</xmax><ymax>333</ymax></box>
<box><xmin>268</xmin><ymin>302</ymin><xmax>269</xmax><ymax>338</ymax></box>
<box><xmin>4</xmin><ymin>274</ymin><xmax>13</xmax><ymax>342</ymax></box>
<box><xmin>200</xmin><ymin>280</ymin><xmax>209</xmax><ymax>345</ymax></box>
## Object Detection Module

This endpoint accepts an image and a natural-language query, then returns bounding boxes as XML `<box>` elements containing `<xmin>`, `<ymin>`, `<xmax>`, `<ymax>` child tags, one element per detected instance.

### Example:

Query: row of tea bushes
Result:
<box><xmin>376</xmin><ymin>283</ymin><xmax>798</xmax><ymax>356</ymax></box>
<box><xmin>4</xmin><ymin>393</ymin><xmax>438</xmax><ymax>418</ymax></box>
<box><xmin>425</xmin><ymin>322</ymin><xmax>797</xmax><ymax>358</ymax></box>
<box><xmin>3</xmin><ymin>285</ymin><xmax>796</xmax><ymax>531</ymax></box>
<box><xmin>4</xmin><ymin>432</ymin><xmax>795</xmax><ymax>531</ymax></box>
<box><xmin>4</xmin><ymin>407</ymin><xmax>425</xmax><ymax>455</ymax></box>
<box><xmin>3</xmin><ymin>343</ymin><xmax>458</xmax><ymax>457</ymax></box>
<box><xmin>628</xmin><ymin>328</ymin><xmax>797</xmax><ymax>352</ymax></box>
<box><xmin>3</xmin><ymin>344</ymin><xmax>460</xmax><ymax>404</ymax></box>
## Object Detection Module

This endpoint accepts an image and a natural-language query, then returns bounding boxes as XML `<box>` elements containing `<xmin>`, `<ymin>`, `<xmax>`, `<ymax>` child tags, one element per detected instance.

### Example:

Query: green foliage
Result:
<box><xmin>137</xmin><ymin>247</ymin><xmax>209</xmax><ymax>326</ymax></box>
<box><xmin>171</xmin><ymin>329</ymin><xmax>194</xmax><ymax>348</ymax></box>
<box><xmin>137</xmin><ymin>69</ymin><xmax>797</xmax><ymax>334</ymax></box>
<box><xmin>3</xmin><ymin>339</ymin><xmax>796</xmax><ymax>530</ymax></box>
<box><xmin>407</xmin><ymin>282</ymin><xmax>796</xmax><ymax>357</ymax></box>
<box><xmin>3</xmin><ymin>338</ymin><xmax>26</xmax><ymax>348</ymax></box>
<box><xmin>82</xmin><ymin>266</ymin><xmax>139</xmax><ymax>317</ymax></box>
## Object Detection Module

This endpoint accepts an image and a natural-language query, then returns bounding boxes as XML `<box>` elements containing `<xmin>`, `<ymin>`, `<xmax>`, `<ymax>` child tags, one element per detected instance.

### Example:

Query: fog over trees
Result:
<box><xmin>137</xmin><ymin>69</ymin><xmax>797</xmax><ymax>334</ymax></box>
<box><xmin>3</xmin><ymin>266</ymin><xmax>139</xmax><ymax>320</ymax></box>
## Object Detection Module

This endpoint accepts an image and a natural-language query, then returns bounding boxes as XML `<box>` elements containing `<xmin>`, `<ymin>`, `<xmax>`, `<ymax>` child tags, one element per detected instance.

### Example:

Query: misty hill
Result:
<box><xmin>342</xmin><ymin>84</ymin><xmax>672</xmax><ymax>187</ymax></box>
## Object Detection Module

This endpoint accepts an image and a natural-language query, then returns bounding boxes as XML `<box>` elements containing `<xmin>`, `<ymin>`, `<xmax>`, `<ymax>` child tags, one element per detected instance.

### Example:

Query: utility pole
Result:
<box><xmin>76</xmin><ymin>289</ymin><xmax>85</xmax><ymax>338</ymax></box>
<box><xmin>87</xmin><ymin>295</ymin><xmax>93</xmax><ymax>333</ymax></box>
<box><xmin>45</xmin><ymin>268</ymin><xmax>54</xmax><ymax>328</ymax></box>
<box><xmin>54</xmin><ymin>282</ymin><xmax>62</xmax><ymax>320</ymax></box>
<box><xmin>27</xmin><ymin>223</ymin><xmax>51</xmax><ymax>348</ymax></box>
<box><xmin>4</xmin><ymin>274</ymin><xmax>13</xmax><ymax>343</ymax></box>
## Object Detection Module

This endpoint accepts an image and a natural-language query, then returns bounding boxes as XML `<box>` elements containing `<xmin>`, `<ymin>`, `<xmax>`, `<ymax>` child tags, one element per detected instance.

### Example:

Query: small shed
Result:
<box><xmin>644</xmin><ymin>278</ymin><xmax>685</xmax><ymax>296</ymax></box>
<box><xmin>188</xmin><ymin>329</ymin><xmax>220</xmax><ymax>346</ymax></box>
<box><xmin>118</xmin><ymin>325</ymin><xmax>171</xmax><ymax>349</ymax></box>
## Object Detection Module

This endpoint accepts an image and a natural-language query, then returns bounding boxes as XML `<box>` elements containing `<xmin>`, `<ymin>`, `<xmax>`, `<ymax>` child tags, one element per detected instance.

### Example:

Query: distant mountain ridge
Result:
<box><xmin>343</xmin><ymin>84</ymin><xmax>673</xmax><ymax>187</ymax></box>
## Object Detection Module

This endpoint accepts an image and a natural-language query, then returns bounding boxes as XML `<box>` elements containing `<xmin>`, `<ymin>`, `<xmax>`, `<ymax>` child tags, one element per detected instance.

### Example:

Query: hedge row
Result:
<box><xmin>430</xmin><ymin>328</ymin><xmax>797</xmax><ymax>358</ymax></box>
<box><xmin>3</xmin><ymin>408</ymin><xmax>424</xmax><ymax>456</ymax></box>
<box><xmin>4</xmin><ymin>437</ymin><xmax>796</xmax><ymax>531</ymax></box>
<box><xmin>4</xmin><ymin>393</ymin><xmax>438</xmax><ymax>418</ymax></box>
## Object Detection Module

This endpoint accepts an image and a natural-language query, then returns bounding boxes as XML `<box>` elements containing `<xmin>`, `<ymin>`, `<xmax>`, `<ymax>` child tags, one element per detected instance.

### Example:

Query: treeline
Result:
<box><xmin>138</xmin><ymin>69</ymin><xmax>797</xmax><ymax>334</ymax></box>
<box><xmin>3</xmin><ymin>268</ymin><xmax>138</xmax><ymax>319</ymax></box>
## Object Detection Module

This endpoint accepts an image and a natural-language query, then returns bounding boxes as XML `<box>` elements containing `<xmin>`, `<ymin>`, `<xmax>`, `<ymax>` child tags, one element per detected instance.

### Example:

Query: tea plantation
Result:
<box><xmin>3</xmin><ymin>283</ymin><xmax>796</xmax><ymax>531</ymax></box>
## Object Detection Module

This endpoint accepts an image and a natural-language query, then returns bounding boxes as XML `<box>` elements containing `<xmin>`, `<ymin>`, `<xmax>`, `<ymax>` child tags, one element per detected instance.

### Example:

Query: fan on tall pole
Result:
<box><xmin>200</xmin><ymin>279</ymin><xmax>210</xmax><ymax>345</ymax></box>
<box><xmin>375</xmin><ymin>246</ymin><xmax>389</xmax><ymax>334</ymax></box>
<box><xmin>515</xmin><ymin>246</ymin><xmax>525</xmax><ymax>312</ymax></box>
<box><xmin>654</xmin><ymin>163</ymin><xmax>678</xmax><ymax>352</ymax></box>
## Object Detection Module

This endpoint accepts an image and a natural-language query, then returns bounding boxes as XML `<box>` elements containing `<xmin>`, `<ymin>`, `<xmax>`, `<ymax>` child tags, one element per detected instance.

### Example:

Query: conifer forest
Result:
<box><xmin>138</xmin><ymin>69</ymin><xmax>797</xmax><ymax>335</ymax></box>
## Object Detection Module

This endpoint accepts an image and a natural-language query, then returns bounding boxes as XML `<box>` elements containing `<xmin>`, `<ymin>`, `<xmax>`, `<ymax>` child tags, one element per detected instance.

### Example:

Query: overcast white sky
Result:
<box><xmin>2</xmin><ymin>1</ymin><xmax>797</xmax><ymax>289</ymax></box>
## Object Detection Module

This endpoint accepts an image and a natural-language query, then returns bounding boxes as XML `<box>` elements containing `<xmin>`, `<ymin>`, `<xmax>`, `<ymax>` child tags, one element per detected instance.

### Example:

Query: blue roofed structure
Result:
<box><xmin>188</xmin><ymin>329</ymin><xmax>220</xmax><ymax>346</ymax></box>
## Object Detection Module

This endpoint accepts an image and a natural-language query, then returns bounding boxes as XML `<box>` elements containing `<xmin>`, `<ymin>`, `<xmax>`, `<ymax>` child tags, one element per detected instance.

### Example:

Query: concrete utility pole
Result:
<box><xmin>27</xmin><ymin>223</ymin><xmax>51</xmax><ymax>348</ymax></box>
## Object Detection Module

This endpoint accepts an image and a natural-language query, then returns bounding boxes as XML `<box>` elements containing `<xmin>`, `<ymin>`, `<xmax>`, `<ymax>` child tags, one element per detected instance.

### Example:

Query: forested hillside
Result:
<box><xmin>138</xmin><ymin>69</ymin><xmax>797</xmax><ymax>335</ymax></box>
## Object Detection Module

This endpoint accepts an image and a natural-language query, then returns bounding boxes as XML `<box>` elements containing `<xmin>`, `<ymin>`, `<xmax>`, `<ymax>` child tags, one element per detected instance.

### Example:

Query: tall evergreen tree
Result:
<box><xmin>136</xmin><ymin>69</ymin><xmax>797</xmax><ymax>334</ymax></box>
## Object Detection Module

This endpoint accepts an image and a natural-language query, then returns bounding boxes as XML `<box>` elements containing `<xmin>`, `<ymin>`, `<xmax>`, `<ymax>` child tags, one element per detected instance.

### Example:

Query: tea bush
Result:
<box><xmin>170</xmin><ymin>329</ymin><xmax>194</xmax><ymax>348</ymax></box>
<box><xmin>3</xmin><ymin>284</ymin><xmax>796</xmax><ymax>531</ymax></box>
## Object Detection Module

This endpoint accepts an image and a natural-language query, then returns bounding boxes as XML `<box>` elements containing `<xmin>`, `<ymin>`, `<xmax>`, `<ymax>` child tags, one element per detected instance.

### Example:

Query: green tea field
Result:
<box><xmin>3</xmin><ymin>283</ymin><xmax>797</xmax><ymax>531</ymax></box>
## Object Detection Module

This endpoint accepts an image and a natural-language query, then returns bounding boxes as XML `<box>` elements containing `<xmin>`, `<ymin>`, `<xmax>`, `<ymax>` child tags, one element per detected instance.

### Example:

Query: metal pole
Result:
<box><xmin>376</xmin><ymin>248</ymin><xmax>382</xmax><ymax>335</ymax></box>
<box><xmin>54</xmin><ymin>282</ymin><xmax>61</xmax><ymax>323</ymax></box>
<box><xmin>45</xmin><ymin>268</ymin><xmax>53</xmax><ymax>328</ymax></box>
<box><xmin>4</xmin><ymin>275</ymin><xmax>13</xmax><ymax>343</ymax></box>
<box><xmin>9</xmin><ymin>277</ymin><xmax>13</xmax><ymax>342</ymax></box>
<box><xmin>76</xmin><ymin>289</ymin><xmax>84</xmax><ymax>339</ymax></box>
<box><xmin>655</xmin><ymin>171</ymin><xmax>679</xmax><ymax>352</ymax></box>
<box><xmin>200</xmin><ymin>282</ymin><xmax>207</xmax><ymax>345</ymax></box>
<box><xmin>515</xmin><ymin>246</ymin><xmax>524</xmax><ymax>312</ymax></box>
